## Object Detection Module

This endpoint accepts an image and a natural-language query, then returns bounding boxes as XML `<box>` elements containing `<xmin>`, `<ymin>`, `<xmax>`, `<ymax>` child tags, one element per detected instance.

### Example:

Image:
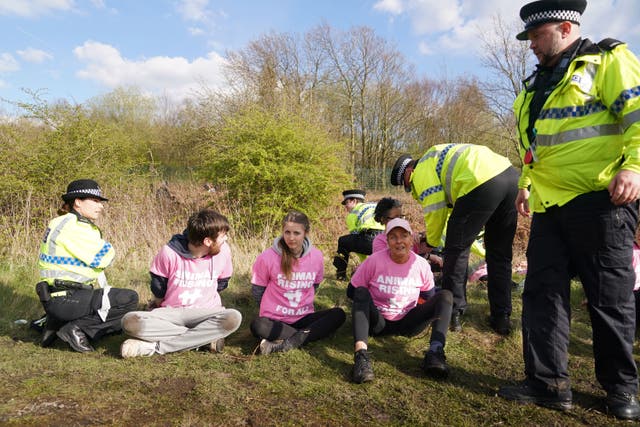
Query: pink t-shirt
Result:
<box><xmin>351</xmin><ymin>249</ymin><xmax>434</xmax><ymax>321</ymax></box>
<box><xmin>252</xmin><ymin>246</ymin><xmax>324</xmax><ymax>323</ymax></box>
<box><xmin>151</xmin><ymin>242</ymin><xmax>232</xmax><ymax>309</ymax></box>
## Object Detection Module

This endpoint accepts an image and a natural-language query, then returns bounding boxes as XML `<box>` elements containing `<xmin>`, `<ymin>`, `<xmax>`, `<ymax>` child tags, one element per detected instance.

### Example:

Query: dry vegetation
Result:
<box><xmin>2</xmin><ymin>179</ymin><xmax>634</xmax><ymax>427</ymax></box>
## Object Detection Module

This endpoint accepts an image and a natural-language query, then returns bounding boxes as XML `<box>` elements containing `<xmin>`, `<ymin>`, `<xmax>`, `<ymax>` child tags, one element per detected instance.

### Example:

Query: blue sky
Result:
<box><xmin>1</xmin><ymin>0</ymin><xmax>639</xmax><ymax>110</ymax></box>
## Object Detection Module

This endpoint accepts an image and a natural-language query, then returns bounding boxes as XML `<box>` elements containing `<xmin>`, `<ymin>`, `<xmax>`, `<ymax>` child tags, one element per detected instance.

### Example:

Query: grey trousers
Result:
<box><xmin>121</xmin><ymin>307</ymin><xmax>242</xmax><ymax>354</ymax></box>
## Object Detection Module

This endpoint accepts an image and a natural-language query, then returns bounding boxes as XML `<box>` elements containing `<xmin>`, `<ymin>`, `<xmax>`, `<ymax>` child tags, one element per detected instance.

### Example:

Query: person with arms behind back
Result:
<box><xmin>251</xmin><ymin>211</ymin><xmax>346</xmax><ymax>355</ymax></box>
<box><xmin>120</xmin><ymin>209</ymin><xmax>242</xmax><ymax>357</ymax></box>
<box><xmin>36</xmin><ymin>179</ymin><xmax>138</xmax><ymax>353</ymax></box>
<box><xmin>350</xmin><ymin>218</ymin><xmax>453</xmax><ymax>383</ymax></box>
<box><xmin>497</xmin><ymin>1</ymin><xmax>640</xmax><ymax>420</ymax></box>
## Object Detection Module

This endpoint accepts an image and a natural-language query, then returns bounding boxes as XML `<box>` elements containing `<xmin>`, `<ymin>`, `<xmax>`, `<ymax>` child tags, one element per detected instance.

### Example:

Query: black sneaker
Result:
<box><xmin>422</xmin><ymin>348</ymin><xmax>449</xmax><ymax>379</ymax></box>
<box><xmin>352</xmin><ymin>349</ymin><xmax>374</xmax><ymax>383</ymax></box>
<box><xmin>606</xmin><ymin>392</ymin><xmax>640</xmax><ymax>420</ymax></box>
<box><xmin>260</xmin><ymin>330</ymin><xmax>310</xmax><ymax>355</ymax></box>
<box><xmin>489</xmin><ymin>314</ymin><xmax>512</xmax><ymax>336</ymax></box>
<box><xmin>498</xmin><ymin>380</ymin><xmax>572</xmax><ymax>411</ymax></box>
<box><xmin>450</xmin><ymin>312</ymin><xmax>462</xmax><ymax>332</ymax></box>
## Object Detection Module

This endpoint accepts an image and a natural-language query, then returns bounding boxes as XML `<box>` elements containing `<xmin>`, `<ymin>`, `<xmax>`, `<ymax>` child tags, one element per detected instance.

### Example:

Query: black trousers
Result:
<box><xmin>442</xmin><ymin>166</ymin><xmax>518</xmax><ymax>316</ymax></box>
<box><xmin>352</xmin><ymin>287</ymin><xmax>453</xmax><ymax>346</ymax></box>
<box><xmin>523</xmin><ymin>191</ymin><xmax>638</xmax><ymax>395</ymax></box>
<box><xmin>250</xmin><ymin>307</ymin><xmax>346</xmax><ymax>344</ymax></box>
<box><xmin>43</xmin><ymin>287</ymin><xmax>138</xmax><ymax>340</ymax></box>
<box><xmin>333</xmin><ymin>231</ymin><xmax>380</xmax><ymax>275</ymax></box>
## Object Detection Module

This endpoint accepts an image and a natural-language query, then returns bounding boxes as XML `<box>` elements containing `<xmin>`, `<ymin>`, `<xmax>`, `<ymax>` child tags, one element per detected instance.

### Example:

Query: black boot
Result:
<box><xmin>56</xmin><ymin>323</ymin><xmax>94</xmax><ymax>353</ymax></box>
<box><xmin>450</xmin><ymin>311</ymin><xmax>462</xmax><ymax>332</ymax></box>
<box><xmin>422</xmin><ymin>347</ymin><xmax>449</xmax><ymax>379</ymax></box>
<box><xmin>352</xmin><ymin>349</ymin><xmax>374</xmax><ymax>383</ymax></box>
<box><xmin>606</xmin><ymin>392</ymin><xmax>640</xmax><ymax>420</ymax></box>
<box><xmin>498</xmin><ymin>380</ymin><xmax>572</xmax><ymax>411</ymax></box>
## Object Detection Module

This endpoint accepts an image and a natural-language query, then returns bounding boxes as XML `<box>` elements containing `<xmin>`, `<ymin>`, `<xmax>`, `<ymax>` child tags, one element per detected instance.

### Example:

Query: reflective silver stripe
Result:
<box><xmin>39</xmin><ymin>269</ymin><xmax>92</xmax><ymax>283</ymax></box>
<box><xmin>423</xmin><ymin>201</ymin><xmax>448</xmax><ymax>214</ymax></box>
<box><xmin>416</xmin><ymin>150</ymin><xmax>438</xmax><ymax>166</ymax></box>
<box><xmin>443</xmin><ymin>145</ymin><xmax>470</xmax><ymax>204</ymax></box>
<box><xmin>623</xmin><ymin>109</ymin><xmax>640</xmax><ymax>131</ymax></box>
<box><xmin>536</xmin><ymin>123</ymin><xmax>623</xmax><ymax>146</ymax></box>
<box><xmin>47</xmin><ymin>216</ymin><xmax>72</xmax><ymax>255</ymax></box>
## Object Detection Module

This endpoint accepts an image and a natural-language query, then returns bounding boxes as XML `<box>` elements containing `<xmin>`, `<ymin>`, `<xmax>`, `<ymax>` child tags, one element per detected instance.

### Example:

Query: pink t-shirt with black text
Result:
<box><xmin>151</xmin><ymin>242</ymin><xmax>232</xmax><ymax>309</ymax></box>
<box><xmin>252</xmin><ymin>246</ymin><xmax>324</xmax><ymax>323</ymax></box>
<box><xmin>351</xmin><ymin>249</ymin><xmax>434</xmax><ymax>321</ymax></box>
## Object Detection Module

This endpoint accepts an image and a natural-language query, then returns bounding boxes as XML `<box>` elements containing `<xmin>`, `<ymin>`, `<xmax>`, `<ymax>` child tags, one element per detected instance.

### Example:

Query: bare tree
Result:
<box><xmin>477</xmin><ymin>13</ymin><xmax>532</xmax><ymax>160</ymax></box>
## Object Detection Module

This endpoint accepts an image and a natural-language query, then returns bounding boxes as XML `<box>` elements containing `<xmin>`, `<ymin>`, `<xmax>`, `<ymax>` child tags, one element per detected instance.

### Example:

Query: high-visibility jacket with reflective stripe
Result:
<box><xmin>514</xmin><ymin>40</ymin><xmax>640</xmax><ymax>212</ymax></box>
<box><xmin>38</xmin><ymin>212</ymin><xmax>115</xmax><ymax>285</ymax></box>
<box><xmin>410</xmin><ymin>144</ymin><xmax>512</xmax><ymax>248</ymax></box>
<box><xmin>346</xmin><ymin>202</ymin><xmax>384</xmax><ymax>233</ymax></box>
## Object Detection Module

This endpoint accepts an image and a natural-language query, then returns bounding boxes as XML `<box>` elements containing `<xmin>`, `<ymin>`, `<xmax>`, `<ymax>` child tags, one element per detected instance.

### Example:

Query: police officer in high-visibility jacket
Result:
<box><xmin>36</xmin><ymin>179</ymin><xmax>138</xmax><ymax>352</ymax></box>
<box><xmin>497</xmin><ymin>0</ymin><xmax>640</xmax><ymax>420</ymax></box>
<box><xmin>332</xmin><ymin>189</ymin><xmax>385</xmax><ymax>280</ymax></box>
<box><xmin>391</xmin><ymin>144</ymin><xmax>519</xmax><ymax>335</ymax></box>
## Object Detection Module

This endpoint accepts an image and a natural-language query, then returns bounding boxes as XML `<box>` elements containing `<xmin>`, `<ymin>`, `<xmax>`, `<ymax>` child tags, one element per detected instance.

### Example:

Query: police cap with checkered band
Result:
<box><xmin>516</xmin><ymin>0</ymin><xmax>587</xmax><ymax>41</ymax></box>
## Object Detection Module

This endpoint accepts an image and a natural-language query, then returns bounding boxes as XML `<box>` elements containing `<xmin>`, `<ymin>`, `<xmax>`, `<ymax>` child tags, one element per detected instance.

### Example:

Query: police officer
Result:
<box><xmin>36</xmin><ymin>179</ymin><xmax>138</xmax><ymax>352</ymax></box>
<box><xmin>498</xmin><ymin>0</ymin><xmax>640</xmax><ymax>420</ymax></box>
<box><xmin>332</xmin><ymin>189</ymin><xmax>384</xmax><ymax>280</ymax></box>
<box><xmin>391</xmin><ymin>144</ymin><xmax>518</xmax><ymax>335</ymax></box>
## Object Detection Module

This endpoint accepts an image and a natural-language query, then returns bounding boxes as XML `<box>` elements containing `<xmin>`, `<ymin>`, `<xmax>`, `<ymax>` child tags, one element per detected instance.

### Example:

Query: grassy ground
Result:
<box><xmin>0</xmin><ymin>184</ymin><xmax>634</xmax><ymax>426</ymax></box>
<box><xmin>0</xmin><ymin>267</ymin><xmax>635</xmax><ymax>427</ymax></box>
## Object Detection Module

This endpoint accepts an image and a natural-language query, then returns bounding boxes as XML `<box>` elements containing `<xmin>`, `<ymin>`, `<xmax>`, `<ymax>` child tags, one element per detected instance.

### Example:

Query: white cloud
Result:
<box><xmin>374</xmin><ymin>0</ymin><xmax>404</xmax><ymax>15</ymax></box>
<box><xmin>0</xmin><ymin>0</ymin><xmax>75</xmax><ymax>17</ymax></box>
<box><xmin>188</xmin><ymin>26</ymin><xmax>205</xmax><ymax>36</ymax></box>
<box><xmin>73</xmin><ymin>40</ymin><xmax>227</xmax><ymax>103</ymax></box>
<box><xmin>17</xmin><ymin>47</ymin><xmax>53</xmax><ymax>63</ymax></box>
<box><xmin>374</xmin><ymin>0</ymin><xmax>640</xmax><ymax>58</ymax></box>
<box><xmin>178</xmin><ymin>0</ymin><xmax>210</xmax><ymax>22</ymax></box>
<box><xmin>0</xmin><ymin>78</ymin><xmax>7</xmax><ymax>88</ymax></box>
<box><xmin>0</xmin><ymin>53</ymin><xmax>19</xmax><ymax>72</ymax></box>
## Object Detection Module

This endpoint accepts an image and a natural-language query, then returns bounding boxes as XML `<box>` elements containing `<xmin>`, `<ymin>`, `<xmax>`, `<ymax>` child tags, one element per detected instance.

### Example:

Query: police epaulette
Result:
<box><xmin>597</xmin><ymin>38</ymin><xmax>624</xmax><ymax>51</ymax></box>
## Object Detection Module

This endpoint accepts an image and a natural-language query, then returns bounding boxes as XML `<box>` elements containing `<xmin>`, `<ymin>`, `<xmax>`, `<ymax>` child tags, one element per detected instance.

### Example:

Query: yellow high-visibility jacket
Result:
<box><xmin>346</xmin><ymin>202</ymin><xmax>384</xmax><ymax>233</ymax></box>
<box><xmin>38</xmin><ymin>212</ymin><xmax>115</xmax><ymax>285</ymax></box>
<box><xmin>410</xmin><ymin>144</ymin><xmax>512</xmax><ymax>248</ymax></box>
<box><xmin>515</xmin><ymin>39</ymin><xmax>640</xmax><ymax>212</ymax></box>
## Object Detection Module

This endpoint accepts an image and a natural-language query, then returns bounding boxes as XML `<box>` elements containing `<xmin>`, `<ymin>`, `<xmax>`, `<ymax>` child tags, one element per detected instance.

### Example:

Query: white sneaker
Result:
<box><xmin>259</xmin><ymin>338</ymin><xmax>284</xmax><ymax>355</ymax></box>
<box><xmin>120</xmin><ymin>339</ymin><xmax>157</xmax><ymax>358</ymax></box>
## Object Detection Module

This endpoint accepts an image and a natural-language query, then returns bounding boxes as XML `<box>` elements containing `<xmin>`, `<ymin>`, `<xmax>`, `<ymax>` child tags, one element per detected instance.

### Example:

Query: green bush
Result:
<box><xmin>197</xmin><ymin>107</ymin><xmax>350</xmax><ymax>233</ymax></box>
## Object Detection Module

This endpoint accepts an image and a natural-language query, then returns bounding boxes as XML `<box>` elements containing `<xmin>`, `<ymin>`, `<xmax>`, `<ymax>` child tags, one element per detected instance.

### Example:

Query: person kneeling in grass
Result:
<box><xmin>120</xmin><ymin>209</ymin><xmax>242</xmax><ymax>358</ymax></box>
<box><xmin>251</xmin><ymin>211</ymin><xmax>346</xmax><ymax>355</ymax></box>
<box><xmin>350</xmin><ymin>218</ymin><xmax>453</xmax><ymax>383</ymax></box>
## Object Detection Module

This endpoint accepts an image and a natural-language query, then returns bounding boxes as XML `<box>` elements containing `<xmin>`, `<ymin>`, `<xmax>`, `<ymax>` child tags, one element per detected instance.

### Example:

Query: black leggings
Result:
<box><xmin>250</xmin><ymin>307</ymin><xmax>346</xmax><ymax>344</ymax></box>
<box><xmin>352</xmin><ymin>287</ymin><xmax>453</xmax><ymax>346</ymax></box>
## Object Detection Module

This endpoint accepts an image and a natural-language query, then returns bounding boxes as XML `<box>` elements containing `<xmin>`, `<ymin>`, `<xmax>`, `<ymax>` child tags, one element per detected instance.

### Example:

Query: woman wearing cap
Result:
<box><xmin>251</xmin><ymin>211</ymin><xmax>346</xmax><ymax>354</ymax></box>
<box><xmin>36</xmin><ymin>179</ymin><xmax>138</xmax><ymax>353</ymax></box>
<box><xmin>350</xmin><ymin>217</ymin><xmax>454</xmax><ymax>383</ymax></box>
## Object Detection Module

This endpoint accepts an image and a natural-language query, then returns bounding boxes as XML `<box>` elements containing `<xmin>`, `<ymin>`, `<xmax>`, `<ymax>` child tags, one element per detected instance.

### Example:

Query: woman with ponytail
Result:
<box><xmin>250</xmin><ymin>211</ymin><xmax>345</xmax><ymax>354</ymax></box>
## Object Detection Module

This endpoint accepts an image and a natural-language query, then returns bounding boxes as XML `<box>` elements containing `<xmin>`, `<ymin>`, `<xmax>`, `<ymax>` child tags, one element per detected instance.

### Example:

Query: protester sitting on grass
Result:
<box><xmin>36</xmin><ymin>179</ymin><xmax>138</xmax><ymax>353</ymax></box>
<box><xmin>120</xmin><ymin>209</ymin><xmax>242</xmax><ymax>358</ymax></box>
<box><xmin>350</xmin><ymin>218</ymin><xmax>453</xmax><ymax>383</ymax></box>
<box><xmin>251</xmin><ymin>210</ymin><xmax>346</xmax><ymax>355</ymax></box>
